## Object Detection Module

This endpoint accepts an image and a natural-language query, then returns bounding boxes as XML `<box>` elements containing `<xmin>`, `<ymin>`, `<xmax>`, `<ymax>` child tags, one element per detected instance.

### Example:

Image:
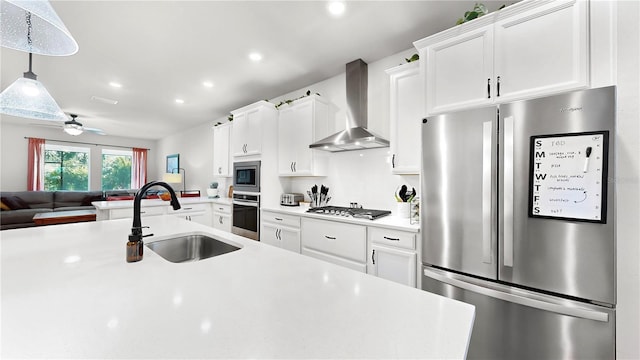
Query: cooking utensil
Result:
<box><xmin>399</xmin><ymin>185</ymin><xmax>408</xmax><ymax>202</ymax></box>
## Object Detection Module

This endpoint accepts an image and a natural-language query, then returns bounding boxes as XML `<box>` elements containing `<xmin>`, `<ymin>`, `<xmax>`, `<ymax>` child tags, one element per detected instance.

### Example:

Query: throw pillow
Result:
<box><xmin>0</xmin><ymin>200</ymin><xmax>10</xmax><ymax>211</ymax></box>
<box><xmin>1</xmin><ymin>196</ymin><xmax>31</xmax><ymax>210</ymax></box>
<box><xmin>81</xmin><ymin>195</ymin><xmax>103</xmax><ymax>206</ymax></box>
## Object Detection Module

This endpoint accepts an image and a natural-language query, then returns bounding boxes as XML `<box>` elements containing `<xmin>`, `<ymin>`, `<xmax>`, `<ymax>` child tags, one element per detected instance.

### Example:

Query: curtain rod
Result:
<box><xmin>24</xmin><ymin>137</ymin><xmax>150</xmax><ymax>151</ymax></box>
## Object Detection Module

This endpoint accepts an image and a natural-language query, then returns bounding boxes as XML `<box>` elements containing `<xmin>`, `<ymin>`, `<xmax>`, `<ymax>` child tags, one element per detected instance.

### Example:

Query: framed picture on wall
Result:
<box><xmin>166</xmin><ymin>154</ymin><xmax>179</xmax><ymax>173</ymax></box>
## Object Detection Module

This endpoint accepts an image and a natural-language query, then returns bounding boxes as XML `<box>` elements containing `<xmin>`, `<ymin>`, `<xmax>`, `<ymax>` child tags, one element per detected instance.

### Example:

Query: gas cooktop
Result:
<box><xmin>306</xmin><ymin>206</ymin><xmax>391</xmax><ymax>220</ymax></box>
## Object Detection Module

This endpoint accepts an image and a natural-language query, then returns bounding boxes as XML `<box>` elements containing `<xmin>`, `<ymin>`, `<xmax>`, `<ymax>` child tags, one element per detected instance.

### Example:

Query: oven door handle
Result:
<box><xmin>233</xmin><ymin>200</ymin><xmax>259</xmax><ymax>207</ymax></box>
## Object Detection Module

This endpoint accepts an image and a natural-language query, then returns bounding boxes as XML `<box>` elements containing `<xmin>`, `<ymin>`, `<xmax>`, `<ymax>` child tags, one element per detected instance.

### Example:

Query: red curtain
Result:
<box><xmin>132</xmin><ymin>147</ymin><xmax>148</xmax><ymax>188</ymax></box>
<box><xmin>27</xmin><ymin>137</ymin><xmax>45</xmax><ymax>191</ymax></box>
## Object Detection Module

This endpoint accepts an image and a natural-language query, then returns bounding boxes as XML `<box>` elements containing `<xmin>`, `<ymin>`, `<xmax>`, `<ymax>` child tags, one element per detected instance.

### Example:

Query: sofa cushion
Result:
<box><xmin>1</xmin><ymin>196</ymin><xmax>31</xmax><ymax>210</ymax></box>
<box><xmin>0</xmin><ymin>208</ymin><xmax>51</xmax><ymax>225</ymax></box>
<box><xmin>54</xmin><ymin>191</ymin><xmax>104</xmax><ymax>208</ymax></box>
<box><xmin>0</xmin><ymin>191</ymin><xmax>54</xmax><ymax>209</ymax></box>
<box><xmin>53</xmin><ymin>206</ymin><xmax>96</xmax><ymax>212</ymax></box>
<box><xmin>0</xmin><ymin>200</ymin><xmax>10</xmax><ymax>211</ymax></box>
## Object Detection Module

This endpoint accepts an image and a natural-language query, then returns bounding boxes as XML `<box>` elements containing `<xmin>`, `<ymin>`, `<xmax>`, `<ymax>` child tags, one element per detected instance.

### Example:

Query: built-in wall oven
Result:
<box><xmin>232</xmin><ymin>191</ymin><xmax>259</xmax><ymax>240</ymax></box>
<box><xmin>232</xmin><ymin>161</ymin><xmax>261</xmax><ymax>240</ymax></box>
<box><xmin>233</xmin><ymin>161</ymin><xmax>260</xmax><ymax>193</ymax></box>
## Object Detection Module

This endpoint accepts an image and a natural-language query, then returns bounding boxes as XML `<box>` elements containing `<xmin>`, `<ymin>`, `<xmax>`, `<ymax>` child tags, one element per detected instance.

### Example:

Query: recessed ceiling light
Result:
<box><xmin>328</xmin><ymin>1</ymin><xmax>345</xmax><ymax>17</ymax></box>
<box><xmin>91</xmin><ymin>95</ymin><xmax>118</xmax><ymax>105</ymax></box>
<box><xmin>203</xmin><ymin>81</ymin><xmax>214</xmax><ymax>88</ymax></box>
<box><xmin>249</xmin><ymin>52</ymin><xmax>263</xmax><ymax>62</ymax></box>
<box><xmin>109</xmin><ymin>82</ymin><xmax>122</xmax><ymax>88</ymax></box>
<box><xmin>175</xmin><ymin>99</ymin><xmax>184</xmax><ymax>104</ymax></box>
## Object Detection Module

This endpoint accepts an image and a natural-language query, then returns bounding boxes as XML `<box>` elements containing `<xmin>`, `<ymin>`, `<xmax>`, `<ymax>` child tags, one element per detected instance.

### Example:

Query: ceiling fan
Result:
<box><xmin>31</xmin><ymin>113</ymin><xmax>106</xmax><ymax>136</ymax></box>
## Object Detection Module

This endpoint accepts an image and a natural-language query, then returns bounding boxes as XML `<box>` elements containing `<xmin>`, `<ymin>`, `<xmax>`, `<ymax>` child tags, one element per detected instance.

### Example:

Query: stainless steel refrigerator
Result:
<box><xmin>421</xmin><ymin>86</ymin><xmax>616</xmax><ymax>359</ymax></box>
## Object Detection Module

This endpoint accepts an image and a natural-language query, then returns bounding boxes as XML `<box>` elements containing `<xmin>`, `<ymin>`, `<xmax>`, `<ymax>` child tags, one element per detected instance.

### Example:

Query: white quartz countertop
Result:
<box><xmin>1</xmin><ymin>217</ymin><xmax>473</xmax><ymax>359</ymax></box>
<box><xmin>263</xmin><ymin>205</ymin><xmax>420</xmax><ymax>232</ymax></box>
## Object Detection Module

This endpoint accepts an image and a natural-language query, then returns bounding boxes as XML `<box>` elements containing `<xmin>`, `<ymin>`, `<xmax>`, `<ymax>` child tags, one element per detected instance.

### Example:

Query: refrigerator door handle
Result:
<box><xmin>482</xmin><ymin>121</ymin><xmax>493</xmax><ymax>264</ymax></box>
<box><xmin>423</xmin><ymin>268</ymin><xmax>609</xmax><ymax>322</ymax></box>
<box><xmin>503</xmin><ymin>115</ymin><xmax>515</xmax><ymax>267</ymax></box>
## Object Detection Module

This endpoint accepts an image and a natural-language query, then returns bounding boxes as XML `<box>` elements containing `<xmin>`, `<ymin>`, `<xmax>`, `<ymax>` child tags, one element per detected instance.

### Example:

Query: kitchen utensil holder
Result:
<box><xmin>410</xmin><ymin>197</ymin><xmax>420</xmax><ymax>224</ymax></box>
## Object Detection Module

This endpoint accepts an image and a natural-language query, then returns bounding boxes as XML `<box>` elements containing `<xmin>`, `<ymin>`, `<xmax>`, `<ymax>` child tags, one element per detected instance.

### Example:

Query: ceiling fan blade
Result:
<box><xmin>30</xmin><ymin>123</ymin><xmax>62</xmax><ymax>129</ymax></box>
<box><xmin>85</xmin><ymin>127</ymin><xmax>106</xmax><ymax>135</ymax></box>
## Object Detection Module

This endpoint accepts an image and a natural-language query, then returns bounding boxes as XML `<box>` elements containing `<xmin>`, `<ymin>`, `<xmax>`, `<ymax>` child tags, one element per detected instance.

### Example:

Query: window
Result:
<box><xmin>102</xmin><ymin>149</ymin><xmax>133</xmax><ymax>190</ymax></box>
<box><xmin>44</xmin><ymin>144</ymin><xmax>90</xmax><ymax>191</ymax></box>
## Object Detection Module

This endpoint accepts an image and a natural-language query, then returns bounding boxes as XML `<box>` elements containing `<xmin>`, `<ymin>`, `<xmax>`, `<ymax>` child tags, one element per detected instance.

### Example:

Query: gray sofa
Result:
<box><xmin>0</xmin><ymin>191</ymin><xmax>104</xmax><ymax>230</ymax></box>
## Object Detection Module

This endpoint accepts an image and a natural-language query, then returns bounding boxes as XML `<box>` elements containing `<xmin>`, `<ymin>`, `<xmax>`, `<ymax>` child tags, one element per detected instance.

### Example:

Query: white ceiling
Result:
<box><xmin>0</xmin><ymin>1</ymin><xmax>514</xmax><ymax>140</ymax></box>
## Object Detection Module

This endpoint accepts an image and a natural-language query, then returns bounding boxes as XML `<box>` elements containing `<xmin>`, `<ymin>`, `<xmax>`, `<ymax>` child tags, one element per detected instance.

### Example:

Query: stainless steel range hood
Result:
<box><xmin>309</xmin><ymin>59</ymin><xmax>389</xmax><ymax>152</ymax></box>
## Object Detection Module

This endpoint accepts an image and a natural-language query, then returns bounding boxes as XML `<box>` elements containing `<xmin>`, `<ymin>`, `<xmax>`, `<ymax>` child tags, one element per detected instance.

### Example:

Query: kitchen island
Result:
<box><xmin>1</xmin><ymin>216</ymin><xmax>474</xmax><ymax>358</ymax></box>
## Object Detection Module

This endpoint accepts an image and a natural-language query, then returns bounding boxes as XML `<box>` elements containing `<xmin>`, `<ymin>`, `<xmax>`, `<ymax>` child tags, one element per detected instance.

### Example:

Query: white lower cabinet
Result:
<box><xmin>107</xmin><ymin>205</ymin><xmax>165</xmax><ymax>220</ymax></box>
<box><xmin>261</xmin><ymin>211</ymin><xmax>301</xmax><ymax>253</ymax></box>
<box><xmin>171</xmin><ymin>203</ymin><xmax>213</xmax><ymax>227</ymax></box>
<box><xmin>301</xmin><ymin>218</ymin><xmax>367</xmax><ymax>273</ymax></box>
<box><xmin>212</xmin><ymin>203</ymin><xmax>232</xmax><ymax>232</ymax></box>
<box><xmin>367</xmin><ymin>227</ymin><xmax>418</xmax><ymax>287</ymax></box>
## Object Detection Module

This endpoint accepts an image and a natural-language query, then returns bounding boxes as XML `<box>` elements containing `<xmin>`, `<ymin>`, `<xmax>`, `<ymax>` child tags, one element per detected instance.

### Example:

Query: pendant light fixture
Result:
<box><xmin>0</xmin><ymin>51</ymin><xmax>66</xmax><ymax>121</ymax></box>
<box><xmin>0</xmin><ymin>8</ymin><xmax>67</xmax><ymax>121</ymax></box>
<box><xmin>0</xmin><ymin>0</ymin><xmax>78</xmax><ymax>56</ymax></box>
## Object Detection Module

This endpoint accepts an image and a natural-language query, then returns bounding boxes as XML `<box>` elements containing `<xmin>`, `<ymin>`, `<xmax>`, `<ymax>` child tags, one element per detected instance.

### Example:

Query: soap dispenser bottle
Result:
<box><xmin>126</xmin><ymin>237</ymin><xmax>143</xmax><ymax>263</ymax></box>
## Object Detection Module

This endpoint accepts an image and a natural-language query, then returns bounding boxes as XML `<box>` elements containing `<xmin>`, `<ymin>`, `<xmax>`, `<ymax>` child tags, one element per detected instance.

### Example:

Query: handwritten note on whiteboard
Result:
<box><xmin>529</xmin><ymin>131</ymin><xmax>609</xmax><ymax>223</ymax></box>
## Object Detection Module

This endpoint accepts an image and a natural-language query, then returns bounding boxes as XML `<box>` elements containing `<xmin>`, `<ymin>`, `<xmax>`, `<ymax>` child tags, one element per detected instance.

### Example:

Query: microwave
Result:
<box><xmin>233</xmin><ymin>161</ymin><xmax>260</xmax><ymax>193</ymax></box>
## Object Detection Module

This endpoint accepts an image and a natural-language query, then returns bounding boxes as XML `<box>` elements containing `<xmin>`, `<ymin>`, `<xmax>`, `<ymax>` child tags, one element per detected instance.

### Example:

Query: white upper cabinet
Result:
<box><xmin>213</xmin><ymin>122</ymin><xmax>232</xmax><ymax>177</ymax></box>
<box><xmin>415</xmin><ymin>0</ymin><xmax>589</xmax><ymax>115</ymax></box>
<box><xmin>493</xmin><ymin>0</ymin><xmax>588</xmax><ymax>102</ymax></box>
<box><xmin>231</xmin><ymin>101</ymin><xmax>277</xmax><ymax>157</ymax></box>
<box><xmin>421</xmin><ymin>23</ymin><xmax>495</xmax><ymax>115</ymax></box>
<box><xmin>386</xmin><ymin>62</ymin><xmax>422</xmax><ymax>174</ymax></box>
<box><xmin>277</xmin><ymin>94</ymin><xmax>330</xmax><ymax>176</ymax></box>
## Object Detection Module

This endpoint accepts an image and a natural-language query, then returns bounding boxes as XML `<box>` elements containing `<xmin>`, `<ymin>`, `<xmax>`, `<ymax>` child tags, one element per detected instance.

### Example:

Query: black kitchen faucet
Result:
<box><xmin>127</xmin><ymin>181</ymin><xmax>181</xmax><ymax>262</ymax></box>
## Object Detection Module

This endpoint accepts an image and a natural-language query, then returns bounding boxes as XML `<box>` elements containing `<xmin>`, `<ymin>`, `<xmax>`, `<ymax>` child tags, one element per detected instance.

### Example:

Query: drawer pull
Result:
<box><xmin>383</xmin><ymin>236</ymin><xmax>400</xmax><ymax>241</ymax></box>
<box><xmin>325</xmin><ymin>235</ymin><xmax>336</xmax><ymax>240</ymax></box>
<box><xmin>183</xmin><ymin>207</ymin><xmax>192</xmax><ymax>210</ymax></box>
<box><xmin>140</xmin><ymin>211</ymin><xmax>146</xmax><ymax>214</ymax></box>
<box><xmin>218</xmin><ymin>207</ymin><xmax>224</xmax><ymax>211</ymax></box>
<box><xmin>275</xmin><ymin>217</ymin><xmax>283</xmax><ymax>221</ymax></box>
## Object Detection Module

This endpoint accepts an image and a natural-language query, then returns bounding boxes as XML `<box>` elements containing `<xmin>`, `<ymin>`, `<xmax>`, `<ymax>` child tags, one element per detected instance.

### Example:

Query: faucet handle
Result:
<box><xmin>142</xmin><ymin>233</ymin><xmax>154</xmax><ymax>238</ymax></box>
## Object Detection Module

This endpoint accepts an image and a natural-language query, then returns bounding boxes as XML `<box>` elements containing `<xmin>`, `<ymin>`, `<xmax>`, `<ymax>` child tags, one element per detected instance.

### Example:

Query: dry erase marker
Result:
<box><xmin>583</xmin><ymin>146</ymin><xmax>592</xmax><ymax>173</ymax></box>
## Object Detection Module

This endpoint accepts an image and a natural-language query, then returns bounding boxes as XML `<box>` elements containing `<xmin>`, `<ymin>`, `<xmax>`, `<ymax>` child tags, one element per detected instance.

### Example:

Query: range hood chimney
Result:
<box><xmin>309</xmin><ymin>59</ymin><xmax>389</xmax><ymax>152</ymax></box>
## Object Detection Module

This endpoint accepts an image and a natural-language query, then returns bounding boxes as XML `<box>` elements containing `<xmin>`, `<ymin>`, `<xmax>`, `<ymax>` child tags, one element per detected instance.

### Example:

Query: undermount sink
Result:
<box><xmin>146</xmin><ymin>234</ymin><xmax>241</xmax><ymax>263</ymax></box>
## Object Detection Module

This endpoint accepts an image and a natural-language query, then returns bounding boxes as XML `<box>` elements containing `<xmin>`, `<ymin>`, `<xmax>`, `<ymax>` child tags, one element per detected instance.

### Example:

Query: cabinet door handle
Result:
<box><xmin>324</xmin><ymin>235</ymin><xmax>336</xmax><ymax>240</ymax></box>
<box><xmin>275</xmin><ymin>217</ymin><xmax>283</xmax><ymax>221</ymax></box>
<box><xmin>372</xmin><ymin>249</ymin><xmax>376</xmax><ymax>265</ymax></box>
<box><xmin>383</xmin><ymin>236</ymin><xmax>400</xmax><ymax>241</ymax></box>
<box><xmin>293</xmin><ymin>162</ymin><xmax>296</xmax><ymax>172</ymax></box>
<box><xmin>219</xmin><ymin>216</ymin><xmax>223</xmax><ymax>224</ymax></box>
<box><xmin>487</xmin><ymin>78</ymin><xmax>491</xmax><ymax>99</ymax></box>
<box><xmin>392</xmin><ymin>154</ymin><xmax>396</xmax><ymax>168</ymax></box>
<box><xmin>218</xmin><ymin>167</ymin><xmax>222</xmax><ymax>174</ymax></box>
<box><xmin>497</xmin><ymin>76</ymin><xmax>501</xmax><ymax>97</ymax></box>
<box><xmin>290</xmin><ymin>162</ymin><xmax>294</xmax><ymax>172</ymax></box>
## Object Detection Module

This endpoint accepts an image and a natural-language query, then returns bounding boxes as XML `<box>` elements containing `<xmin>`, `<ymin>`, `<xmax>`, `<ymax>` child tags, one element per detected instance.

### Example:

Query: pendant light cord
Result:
<box><xmin>23</xmin><ymin>12</ymin><xmax>37</xmax><ymax>80</ymax></box>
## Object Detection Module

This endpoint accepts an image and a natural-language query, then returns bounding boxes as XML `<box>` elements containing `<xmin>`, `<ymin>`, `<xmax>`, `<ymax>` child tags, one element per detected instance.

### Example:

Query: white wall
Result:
<box><xmin>614</xmin><ymin>1</ymin><xmax>640</xmax><ymax>358</ymax></box>
<box><xmin>154</xmin><ymin>120</ymin><xmax>228</xmax><ymax>196</ymax></box>
<box><xmin>0</xmin><ymin>121</ymin><xmax>157</xmax><ymax>191</ymax></box>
